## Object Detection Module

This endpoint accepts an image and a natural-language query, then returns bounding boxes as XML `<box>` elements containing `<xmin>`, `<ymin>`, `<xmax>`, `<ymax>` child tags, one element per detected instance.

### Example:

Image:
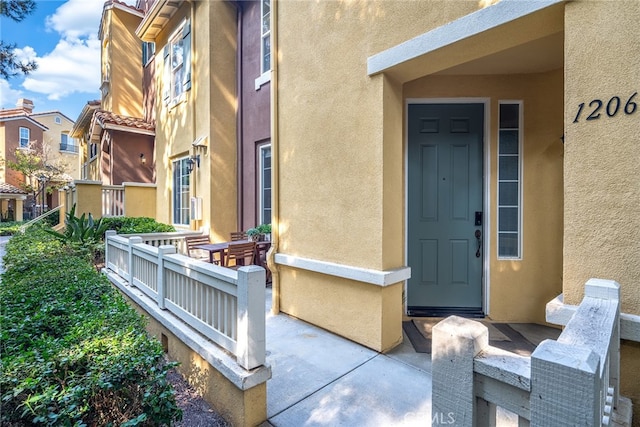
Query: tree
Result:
<box><xmin>0</xmin><ymin>0</ymin><xmax>37</xmax><ymax>79</ymax></box>
<box><xmin>4</xmin><ymin>140</ymin><xmax>72</xmax><ymax>214</ymax></box>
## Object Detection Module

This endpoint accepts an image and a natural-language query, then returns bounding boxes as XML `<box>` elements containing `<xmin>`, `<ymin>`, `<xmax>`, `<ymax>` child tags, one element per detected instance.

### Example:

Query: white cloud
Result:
<box><xmin>45</xmin><ymin>0</ymin><xmax>106</xmax><ymax>41</ymax></box>
<box><xmin>22</xmin><ymin>37</ymin><xmax>101</xmax><ymax>100</ymax></box>
<box><xmin>0</xmin><ymin>79</ymin><xmax>24</xmax><ymax>107</ymax></box>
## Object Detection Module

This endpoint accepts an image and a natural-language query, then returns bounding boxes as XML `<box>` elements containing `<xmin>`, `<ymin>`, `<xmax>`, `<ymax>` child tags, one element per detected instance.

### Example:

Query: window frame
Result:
<box><xmin>142</xmin><ymin>41</ymin><xmax>155</xmax><ymax>66</ymax></box>
<box><xmin>19</xmin><ymin>127</ymin><xmax>30</xmax><ymax>148</ymax></box>
<box><xmin>497</xmin><ymin>100</ymin><xmax>523</xmax><ymax>260</ymax></box>
<box><xmin>163</xmin><ymin>20</ymin><xmax>191</xmax><ymax>106</ymax></box>
<box><xmin>172</xmin><ymin>157</ymin><xmax>191</xmax><ymax>226</ymax></box>
<box><xmin>258</xmin><ymin>143</ymin><xmax>272</xmax><ymax>225</ymax></box>
<box><xmin>255</xmin><ymin>0</ymin><xmax>271</xmax><ymax>90</ymax></box>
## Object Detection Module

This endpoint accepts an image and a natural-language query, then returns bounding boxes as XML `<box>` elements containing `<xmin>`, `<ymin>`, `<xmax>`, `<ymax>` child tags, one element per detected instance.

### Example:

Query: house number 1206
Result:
<box><xmin>573</xmin><ymin>92</ymin><xmax>637</xmax><ymax>123</ymax></box>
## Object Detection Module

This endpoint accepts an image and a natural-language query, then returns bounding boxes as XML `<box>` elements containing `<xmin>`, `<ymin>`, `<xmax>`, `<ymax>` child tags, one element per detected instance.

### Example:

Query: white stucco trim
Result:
<box><xmin>367</xmin><ymin>0</ymin><xmax>564</xmax><ymax>76</ymax></box>
<box><xmin>547</xmin><ymin>293</ymin><xmax>640</xmax><ymax>342</ymax></box>
<box><xmin>274</xmin><ymin>253</ymin><xmax>411</xmax><ymax>287</ymax></box>
<box><xmin>254</xmin><ymin>71</ymin><xmax>271</xmax><ymax>91</ymax></box>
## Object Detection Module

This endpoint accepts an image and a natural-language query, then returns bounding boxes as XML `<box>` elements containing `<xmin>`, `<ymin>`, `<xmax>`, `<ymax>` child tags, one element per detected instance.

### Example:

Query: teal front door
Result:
<box><xmin>407</xmin><ymin>103</ymin><xmax>484</xmax><ymax>316</ymax></box>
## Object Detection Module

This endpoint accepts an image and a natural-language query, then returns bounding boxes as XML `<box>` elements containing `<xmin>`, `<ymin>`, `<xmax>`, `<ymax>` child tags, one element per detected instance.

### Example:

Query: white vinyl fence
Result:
<box><xmin>102</xmin><ymin>186</ymin><xmax>125</xmax><ymax>217</ymax></box>
<box><xmin>432</xmin><ymin>278</ymin><xmax>625</xmax><ymax>427</ymax></box>
<box><xmin>105</xmin><ymin>230</ymin><xmax>266</xmax><ymax>370</ymax></box>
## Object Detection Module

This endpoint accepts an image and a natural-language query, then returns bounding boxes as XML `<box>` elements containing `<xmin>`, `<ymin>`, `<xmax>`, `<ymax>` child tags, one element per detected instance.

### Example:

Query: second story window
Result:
<box><xmin>163</xmin><ymin>20</ymin><xmax>191</xmax><ymax>105</ymax></box>
<box><xmin>142</xmin><ymin>41</ymin><xmax>155</xmax><ymax>66</ymax></box>
<box><xmin>261</xmin><ymin>0</ymin><xmax>271</xmax><ymax>73</ymax></box>
<box><xmin>54</xmin><ymin>116</ymin><xmax>61</xmax><ymax>125</ymax></box>
<box><xmin>19</xmin><ymin>127</ymin><xmax>29</xmax><ymax>148</ymax></box>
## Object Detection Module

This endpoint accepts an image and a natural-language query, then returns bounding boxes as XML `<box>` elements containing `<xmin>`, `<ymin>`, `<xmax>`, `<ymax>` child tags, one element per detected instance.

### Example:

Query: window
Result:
<box><xmin>172</xmin><ymin>157</ymin><xmax>191</xmax><ymax>225</ymax></box>
<box><xmin>19</xmin><ymin>127</ymin><xmax>29</xmax><ymax>148</ymax></box>
<box><xmin>497</xmin><ymin>102</ymin><xmax>522</xmax><ymax>259</ymax></box>
<box><xmin>142</xmin><ymin>41</ymin><xmax>155</xmax><ymax>66</ymax></box>
<box><xmin>90</xmin><ymin>142</ymin><xmax>98</xmax><ymax>159</ymax></box>
<box><xmin>258</xmin><ymin>144</ymin><xmax>272</xmax><ymax>225</ymax></box>
<box><xmin>61</xmin><ymin>133</ymin><xmax>68</xmax><ymax>149</ymax></box>
<box><xmin>54</xmin><ymin>116</ymin><xmax>61</xmax><ymax>125</ymax></box>
<box><xmin>163</xmin><ymin>21</ymin><xmax>191</xmax><ymax>104</ymax></box>
<box><xmin>261</xmin><ymin>0</ymin><xmax>271</xmax><ymax>73</ymax></box>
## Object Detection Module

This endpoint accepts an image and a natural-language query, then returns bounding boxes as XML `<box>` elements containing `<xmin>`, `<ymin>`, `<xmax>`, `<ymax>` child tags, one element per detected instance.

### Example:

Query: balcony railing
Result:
<box><xmin>59</xmin><ymin>144</ymin><xmax>79</xmax><ymax>153</ymax></box>
<box><xmin>432</xmin><ymin>278</ymin><xmax>629</xmax><ymax>427</ymax></box>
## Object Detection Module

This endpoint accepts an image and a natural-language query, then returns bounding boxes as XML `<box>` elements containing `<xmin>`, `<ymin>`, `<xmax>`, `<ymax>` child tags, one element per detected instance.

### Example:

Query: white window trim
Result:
<box><xmin>255</xmin><ymin>71</ymin><xmax>271</xmax><ymax>91</ymax></box>
<box><xmin>258</xmin><ymin>143</ymin><xmax>272</xmax><ymax>225</ymax></box>
<box><xmin>260</xmin><ymin>0</ymin><xmax>271</xmax><ymax>75</ymax></box>
<box><xmin>172</xmin><ymin>157</ymin><xmax>191</xmax><ymax>226</ymax></box>
<box><xmin>19</xmin><ymin>127</ymin><xmax>29</xmax><ymax>148</ymax></box>
<box><xmin>497</xmin><ymin>100</ymin><xmax>523</xmax><ymax>260</ymax></box>
<box><xmin>164</xmin><ymin>20</ymin><xmax>191</xmax><ymax>108</ymax></box>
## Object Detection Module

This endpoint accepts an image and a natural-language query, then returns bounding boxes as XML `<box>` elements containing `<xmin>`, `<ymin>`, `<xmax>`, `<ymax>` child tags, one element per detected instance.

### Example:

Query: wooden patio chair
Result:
<box><xmin>184</xmin><ymin>235</ymin><xmax>216</xmax><ymax>263</ymax></box>
<box><xmin>230</xmin><ymin>231</ymin><xmax>248</xmax><ymax>241</ymax></box>
<box><xmin>224</xmin><ymin>241</ymin><xmax>256</xmax><ymax>269</ymax></box>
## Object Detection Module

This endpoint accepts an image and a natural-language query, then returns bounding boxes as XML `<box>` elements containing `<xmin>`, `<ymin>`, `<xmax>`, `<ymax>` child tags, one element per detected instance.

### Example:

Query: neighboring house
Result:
<box><xmin>71</xmin><ymin>0</ymin><xmax>155</xmax><ymax>186</ymax></box>
<box><xmin>270</xmin><ymin>0</ymin><xmax>640</xmax><ymax>421</ymax></box>
<box><xmin>134</xmin><ymin>0</ymin><xmax>271</xmax><ymax>238</ymax></box>
<box><xmin>0</xmin><ymin>98</ymin><xmax>74</xmax><ymax>219</ymax></box>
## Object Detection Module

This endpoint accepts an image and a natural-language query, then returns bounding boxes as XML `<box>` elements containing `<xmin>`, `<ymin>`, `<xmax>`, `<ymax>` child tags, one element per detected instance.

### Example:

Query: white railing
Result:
<box><xmin>102</xmin><ymin>185</ymin><xmax>125</xmax><ymax>217</ymax></box>
<box><xmin>19</xmin><ymin>205</ymin><xmax>63</xmax><ymax>233</ymax></box>
<box><xmin>120</xmin><ymin>230</ymin><xmax>204</xmax><ymax>255</ymax></box>
<box><xmin>432</xmin><ymin>278</ymin><xmax>625</xmax><ymax>427</ymax></box>
<box><xmin>104</xmin><ymin>231</ymin><xmax>266</xmax><ymax>370</ymax></box>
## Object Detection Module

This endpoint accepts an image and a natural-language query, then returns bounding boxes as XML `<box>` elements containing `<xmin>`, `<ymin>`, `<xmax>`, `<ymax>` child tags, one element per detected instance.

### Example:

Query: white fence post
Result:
<box><xmin>156</xmin><ymin>245</ymin><xmax>176</xmax><ymax>310</ymax></box>
<box><xmin>127</xmin><ymin>236</ymin><xmax>142</xmax><ymax>283</ymax></box>
<box><xmin>105</xmin><ymin>230</ymin><xmax>116</xmax><ymax>268</ymax></box>
<box><xmin>236</xmin><ymin>265</ymin><xmax>266</xmax><ymax>370</ymax></box>
<box><xmin>531</xmin><ymin>340</ymin><xmax>600</xmax><ymax>426</ymax></box>
<box><xmin>432</xmin><ymin>316</ymin><xmax>489</xmax><ymax>427</ymax></box>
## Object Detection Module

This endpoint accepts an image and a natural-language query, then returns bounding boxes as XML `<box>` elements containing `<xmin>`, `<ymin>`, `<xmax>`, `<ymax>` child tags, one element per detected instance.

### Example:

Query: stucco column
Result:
<box><xmin>15</xmin><ymin>199</ymin><xmax>23</xmax><ymax>222</ymax></box>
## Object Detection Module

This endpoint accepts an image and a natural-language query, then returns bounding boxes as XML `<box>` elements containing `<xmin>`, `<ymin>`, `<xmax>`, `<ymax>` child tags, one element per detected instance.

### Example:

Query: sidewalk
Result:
<box><xmin>264</xmin><ymin>288</ymin><xmax>433</xmax><ymax>426</ymax></box>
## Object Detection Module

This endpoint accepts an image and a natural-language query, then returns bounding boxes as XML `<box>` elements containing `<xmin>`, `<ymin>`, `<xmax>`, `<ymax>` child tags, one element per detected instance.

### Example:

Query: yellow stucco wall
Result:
<box><xmin>153</xmin><ymin>1</ymin><xmax>237</xmax><ymax>240</ymax></box>
<box><xmin>73</xmin><ymin>181</ymin><xmax>103</xmax><ymax>218</ymax></box>
<box><xmin>103</xmin><ymin>7</ymin><xmax>144</xmax><ymax>118</ymax></box>
<box><xmin>564</xmin><ymin>2</ymin><xmax>640</xmax><ymax>423</ymax></box>
<box><xmin>123</xmin><ymin>183</ymin><xmax>156</xmax><ymax>218</ymax></box>
<box><xmin>563</xmin><ymin>0</ymin><xmax>640</xmax><ymax>316</ymax></box>
<box><xmin>275</xmin><ymin>0</ymin><xmax>565</xmax><ymax>349</ymax></box>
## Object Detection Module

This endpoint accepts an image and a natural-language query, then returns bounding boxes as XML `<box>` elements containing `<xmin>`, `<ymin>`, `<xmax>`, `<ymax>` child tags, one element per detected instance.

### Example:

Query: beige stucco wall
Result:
<box><xmin>153</xmin><ymin>1</ymin><xmax>237</xmax><ymax>240</ymax></box>
<box><xmin>34</xmin><ymin>113</ymin><xmax>80</xmax><ymax>181</ymax></box>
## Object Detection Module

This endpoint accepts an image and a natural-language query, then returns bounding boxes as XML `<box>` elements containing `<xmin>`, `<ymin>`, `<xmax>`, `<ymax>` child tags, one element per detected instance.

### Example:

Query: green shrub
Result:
<box><xmin>0</xmin><ymin>221</ymin><xmax>24</xmax><ymax>236</ymax></box>
<box><xmin>0</xmin><ymin>231</ymin><xmax>182</xmax><ymax>426</ymax></box>
<box><xmin>102</xmin><ymin>217</ymin><xmax>175</xmax><ymax>236</ymax></box>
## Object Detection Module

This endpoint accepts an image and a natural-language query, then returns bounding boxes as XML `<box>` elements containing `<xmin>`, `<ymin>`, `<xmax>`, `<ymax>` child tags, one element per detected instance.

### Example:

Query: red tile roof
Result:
<box><xmin>93</xmin><ymin>110</ymin><xmax>155</xmax><ymax>133</ymax></box>
<box><xmin>0</xmin><ymin>183</ymin><xmax>27</xmax><ymax>195</ymax></box>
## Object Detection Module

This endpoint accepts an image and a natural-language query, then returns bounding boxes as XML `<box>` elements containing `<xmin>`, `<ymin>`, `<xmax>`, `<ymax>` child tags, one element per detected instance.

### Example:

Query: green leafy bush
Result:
<box><xmin>0</xmin><ymin>228</ymin><xmax>182</xmax><ymax>426</ymax></box>
<box><xmin>0</xmin><ymin>221</ymin><xmax>24</xmax><ymax>236</ymax></box>
<box><xmin>102</xmin><ymin>217</ymin><xmax>175</xmax><ymax>236</ymax></box>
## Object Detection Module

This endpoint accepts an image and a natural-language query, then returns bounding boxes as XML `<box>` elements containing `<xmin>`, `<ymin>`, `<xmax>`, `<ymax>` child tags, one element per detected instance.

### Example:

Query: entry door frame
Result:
<box><xmin>404</xmin><ymin>97</ymin><xmax>491</xmax><ymax>316</ymax></box>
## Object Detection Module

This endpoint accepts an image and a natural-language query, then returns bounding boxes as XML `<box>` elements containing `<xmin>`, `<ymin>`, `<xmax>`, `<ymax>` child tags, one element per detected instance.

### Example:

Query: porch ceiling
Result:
<box><xmin>368</xmin><ymin>0</ymin><xmax>565</xmax><ymax>82</ymax></box>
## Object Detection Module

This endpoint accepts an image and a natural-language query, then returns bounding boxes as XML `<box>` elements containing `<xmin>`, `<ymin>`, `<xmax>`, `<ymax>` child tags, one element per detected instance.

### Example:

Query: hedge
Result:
<box><xmin>0</xmin><ymin>227</ymin><xmax>182</xmax><ymax>426</ymax></box>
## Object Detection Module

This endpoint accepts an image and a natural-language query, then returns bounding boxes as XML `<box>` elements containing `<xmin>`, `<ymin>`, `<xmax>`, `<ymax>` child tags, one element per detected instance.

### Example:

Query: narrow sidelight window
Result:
<box><xmin>497</xmin><ymin>102</ymin><xmax>522</xmax><ymax>259</ymax></box>
<box><xmin>258</xmin><ymin>143</ymin><xmax>272</xmax><ymax>225</ymax></box>
<box><xmin>172</xmin><ymin>157</ymin><xmax>191</xmax><ymax>225</ymax></box>
<box><xmin>261</xmin><ymin>0</ymin><xmax>271</xmax><ymax>73</ymax></box>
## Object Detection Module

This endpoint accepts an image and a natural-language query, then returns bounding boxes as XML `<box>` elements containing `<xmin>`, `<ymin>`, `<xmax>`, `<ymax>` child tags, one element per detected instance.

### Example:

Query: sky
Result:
<box><xmin>0</xmin><ymin>0</ymin><xmax>136</xmax><ymax>120</ymax></box>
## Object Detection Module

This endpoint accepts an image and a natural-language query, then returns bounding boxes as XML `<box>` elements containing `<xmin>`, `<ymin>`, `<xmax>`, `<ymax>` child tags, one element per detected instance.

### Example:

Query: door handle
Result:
<box><xmin>475</xmin><ymin>229</ymin><xmax>482</xmax><ymax>258</ymax></box>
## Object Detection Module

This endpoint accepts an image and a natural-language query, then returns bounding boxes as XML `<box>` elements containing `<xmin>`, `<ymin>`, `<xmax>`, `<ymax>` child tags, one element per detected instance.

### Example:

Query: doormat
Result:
<box><xmin>403</xmin><ymin>319</ymin><xmax>538</xmax><ymax>355</ymax></box>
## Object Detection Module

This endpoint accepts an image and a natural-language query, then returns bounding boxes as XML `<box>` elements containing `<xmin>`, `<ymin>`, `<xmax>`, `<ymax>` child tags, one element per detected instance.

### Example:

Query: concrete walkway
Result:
<box><xmin>264</xmin><ymin>288</ymin><xmax>433</xmax><ymax>426</ymax></box>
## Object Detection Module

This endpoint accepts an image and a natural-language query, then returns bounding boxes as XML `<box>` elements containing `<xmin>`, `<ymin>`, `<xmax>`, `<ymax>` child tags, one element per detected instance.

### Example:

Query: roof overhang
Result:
<box><xmin>136</xmin><ymin>0</ymin><xmax>183</xmax><ymax>42</ymax></box>
<box><xmin>0</xmin><ymin>115</ymin><xmax>48</xmax><ymax>131</ymax></box>
<box><xmin>367</xmin><ymin>0</ymin><xmax>565</xmax><ymax>82</ymax></box>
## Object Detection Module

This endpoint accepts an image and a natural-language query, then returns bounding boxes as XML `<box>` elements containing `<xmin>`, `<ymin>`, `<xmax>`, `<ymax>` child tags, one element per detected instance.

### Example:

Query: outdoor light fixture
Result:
<box><xmin>139</xmin><ymin>153</ymin><xmax>146</xmax><ymax>165</ymax></box>
<box><xmin>186</xmin><ymin>154</ymin><xmax>200</xmax><ymax>173</ymax></box>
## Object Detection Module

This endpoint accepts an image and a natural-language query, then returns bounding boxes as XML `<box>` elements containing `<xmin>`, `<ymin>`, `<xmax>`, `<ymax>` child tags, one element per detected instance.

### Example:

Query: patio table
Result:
<box><xmin>194</xmin><ymin>240</ymin><xmax>271</xmax><ymax>268</ymax></box>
